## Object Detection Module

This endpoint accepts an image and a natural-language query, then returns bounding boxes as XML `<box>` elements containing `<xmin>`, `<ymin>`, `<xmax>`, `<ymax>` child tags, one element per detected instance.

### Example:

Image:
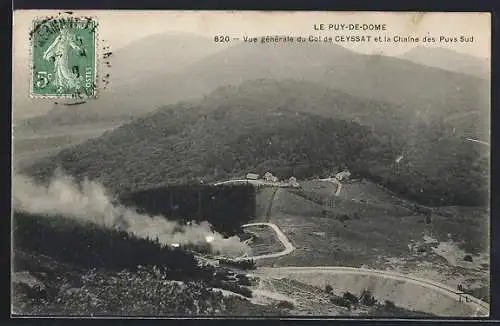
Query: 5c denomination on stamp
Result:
<box><xmin>30</xmin><ymin>16</ymin><xmax>97</xmax><ymax>98</ymax></box>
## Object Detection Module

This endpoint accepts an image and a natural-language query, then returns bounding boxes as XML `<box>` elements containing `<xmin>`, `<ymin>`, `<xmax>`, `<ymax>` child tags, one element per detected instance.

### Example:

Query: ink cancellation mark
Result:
<box><xmin>30</xmin><ymin>16</ymin><xmax>97</xmax><ymax>99</ymax></box>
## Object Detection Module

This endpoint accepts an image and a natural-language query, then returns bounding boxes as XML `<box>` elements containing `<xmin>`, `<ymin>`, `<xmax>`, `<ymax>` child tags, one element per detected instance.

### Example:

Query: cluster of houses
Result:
<box><xmin>245</xmin><ymin>172</ymin><xmax>299</xmax><ymax>187</ymax></box>
<box><xmin>244</xmin><ymin>169</ymin><xmax>351</xmax><ymax>188</ymax></box>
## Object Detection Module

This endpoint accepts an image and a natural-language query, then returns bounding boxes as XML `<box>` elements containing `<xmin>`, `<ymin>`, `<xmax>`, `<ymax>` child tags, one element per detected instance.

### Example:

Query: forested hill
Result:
<box><xmin>24</xmin><ymin>106</ymin><xmax>375</xmax><ymax>193</ymax></box>
<box><xmin>24</xmin><ymin>79</ymin><xmax>489</xmax><ymax>206</ymax></box>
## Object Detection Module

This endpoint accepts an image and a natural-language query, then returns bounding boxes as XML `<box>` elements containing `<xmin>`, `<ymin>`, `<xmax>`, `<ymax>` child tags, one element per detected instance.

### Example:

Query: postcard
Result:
<box><xmin>12</xmin><ymin>10</ymin><xmax>490</xmax><ymax>318</ymax></box>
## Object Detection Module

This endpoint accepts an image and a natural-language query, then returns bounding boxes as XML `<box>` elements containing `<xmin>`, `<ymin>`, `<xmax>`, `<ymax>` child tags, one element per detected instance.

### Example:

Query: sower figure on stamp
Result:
<box><xmin>43</xmin><ymin>25</ymin><xmax>85</xmax><ymax>93</ymax></box>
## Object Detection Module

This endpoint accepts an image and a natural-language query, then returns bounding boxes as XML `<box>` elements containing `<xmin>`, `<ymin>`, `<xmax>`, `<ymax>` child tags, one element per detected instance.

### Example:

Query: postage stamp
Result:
<box><xmin>30</xmin><ymin>16</ymin><xmax>97</xmax><ymax>98</ymax></box>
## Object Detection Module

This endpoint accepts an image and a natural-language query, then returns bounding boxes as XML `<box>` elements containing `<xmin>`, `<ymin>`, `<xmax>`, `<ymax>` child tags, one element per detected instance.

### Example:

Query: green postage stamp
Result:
<box><xmin>30</xmin><ymin>16</ymin><xmax>97</xmax><ymax>98</ymax></box>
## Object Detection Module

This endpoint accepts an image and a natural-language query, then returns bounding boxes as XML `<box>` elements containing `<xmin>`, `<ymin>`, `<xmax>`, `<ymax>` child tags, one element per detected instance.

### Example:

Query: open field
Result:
<box><xmin>252</xmin><ymin>179</ymin><xmax>489</xmax><ymax>302</ymax></box>
<box><xmin>240</xmin><ymin>213</ymin><xmax>486</xmax><ymax>316</ymax></box>
<box><xmin>255</xmin><ymin>188</ymin><xmax>280</xmax><ymax>222</ymax></box>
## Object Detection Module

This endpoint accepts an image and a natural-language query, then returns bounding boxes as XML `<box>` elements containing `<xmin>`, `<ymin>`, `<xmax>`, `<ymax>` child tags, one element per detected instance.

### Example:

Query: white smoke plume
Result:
<box><xmin>13</xmin><ymin>170</ymin><xmax>251</xmax><ymax>258</ymax></box>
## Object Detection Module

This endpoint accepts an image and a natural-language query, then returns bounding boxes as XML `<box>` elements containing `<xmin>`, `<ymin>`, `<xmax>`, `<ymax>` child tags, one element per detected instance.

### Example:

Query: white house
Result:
<box><xmin>246</xmin><ymin>173</ymin><xmax>259</xmax><ymax>180</ymax></box>
<box><xmin>335</xmin><ymin>170</ymin><xmax>351</xmax><ymax>182</ymax></box>
<box><xmin>289</xmin><ymin>176</ymin><xmax>299</xmax><ymax>187</ymax></box>
<box><xmin>264</xmin><ymin>172</ymin><xmax>277</xmax><ymax>182</ymax></box>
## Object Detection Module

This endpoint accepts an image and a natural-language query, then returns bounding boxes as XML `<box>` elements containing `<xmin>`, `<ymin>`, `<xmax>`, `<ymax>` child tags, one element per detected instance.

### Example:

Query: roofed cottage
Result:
<box><xmin>246</xmin><ymin>173</ymin><xmax>259</xmax><ymax>180</ymax></box>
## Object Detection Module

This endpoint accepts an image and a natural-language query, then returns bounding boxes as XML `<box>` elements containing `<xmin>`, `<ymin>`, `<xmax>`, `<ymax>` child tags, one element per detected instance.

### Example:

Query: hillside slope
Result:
<box><xmin>25</xmin><ymin>104</ymin><xmax>374</xmax><ymax>194</ymax></box>
<box><xmin>400</xmin><ymin>47</ymin><xmax>489</xmax><ymax>78</ymax></box>
<box><xmin>23</xmin><ymin>80</ymin><xmax>488</xmax><ymax>206</ymax></box>
<box><xmin>11</xmin><ymin>212</ymin><xmax>281</xmax><ymax>316</ymax></box>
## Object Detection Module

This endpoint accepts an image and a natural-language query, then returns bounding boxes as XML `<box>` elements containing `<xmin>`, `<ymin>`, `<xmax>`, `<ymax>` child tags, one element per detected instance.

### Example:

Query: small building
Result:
<box><xmin>335</xmin><ymin>170</ymin><xmax>351</xmax><ymax>182</ymax></box>
<box><xmin>246</xmin><ymin>173</ymin><xmax>259</xmax><ymax>180</ymax></box>
<box><xmin>264</xmin><ymin>172</ymin><xmax>276</xmax><ymax>182</ymax></box>
<box><xmin>289</xmin><ymin>176</ymin><xmax>299</xmax><ymax>187</ymax></box>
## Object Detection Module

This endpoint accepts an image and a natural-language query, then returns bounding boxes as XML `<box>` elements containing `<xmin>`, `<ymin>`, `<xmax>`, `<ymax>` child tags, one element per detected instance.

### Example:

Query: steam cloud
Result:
<box><xmin>13</xmin><ymin>170</ymin><xmax>251</xmax><ymax>258</ymax></box>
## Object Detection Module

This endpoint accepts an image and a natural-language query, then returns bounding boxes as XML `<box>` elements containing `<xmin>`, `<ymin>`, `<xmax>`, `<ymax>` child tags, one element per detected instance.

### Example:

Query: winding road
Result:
<box><xmin>465</xmin><ymin>138</ymin><xmax>490</xmax><ymax>146</ymax></box>
<box><xmin>217</xmin><ymin>177</ymin><xmax>489</xmax><ymax>316</ymax></box>
<box><xmin>214</xmin><ymin>179</ymin><xmax>265</xmax><ymax>186</ymax></box>
<box><xmin>241</xmin><ymin>222</ymin><xmax>295</xmax><ymax>260</ymax></box>
<box><xmin>213</xmin><ymin>179</ymin><xmax>298</xmax><ymax>188</ymax></box>
<box><xmin>317</xmin><ymin>178</ymin><xmax>343</xmax><ymax>196</ymax></box>
<box><xmin>240</xmin><ymin>220</ymin><xmax>488</xmax><ymax>316</ymax></box>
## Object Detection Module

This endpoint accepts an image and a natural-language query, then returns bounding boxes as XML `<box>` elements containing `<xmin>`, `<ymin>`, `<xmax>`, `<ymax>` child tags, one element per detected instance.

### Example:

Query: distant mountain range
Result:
<box><xmin>24</xmin><ymin>79</ymin><xmax>489</xmax><ymax>206</ymax></box>
<box><xmin>400</xmin><ymin>46</ymin><xmax>489</xmax><ymax>78</ymax></box>
<box><xmin>106</xmin><ymin>33</ymin><xmax>227</xmax><ymax>88</ymax></box>
<box><xmin>16</xmin><ymin>38</ymin><xmax>489</xmax><ymax>136</ymax></box>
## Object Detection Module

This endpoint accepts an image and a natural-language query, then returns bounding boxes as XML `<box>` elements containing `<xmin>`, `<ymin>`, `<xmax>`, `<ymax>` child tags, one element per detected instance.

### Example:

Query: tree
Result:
<box><xmin>463</xmin><ymin>255</ymin><xmax>473</xmax><ymax>262</ymax></box>
<box><xmin>384</xmin><ymin>300</ymin><xmax>396</xmax><ymax>309</ymax></box>
<box><xmin>360</xmin><ymin>289</ymin><xmax>377</xmax><ymax>306</ymax></box>
<box><xmin>342</xmin><ymin>291</ymin><xmax>358</xmax><ymax>305</ymax></box>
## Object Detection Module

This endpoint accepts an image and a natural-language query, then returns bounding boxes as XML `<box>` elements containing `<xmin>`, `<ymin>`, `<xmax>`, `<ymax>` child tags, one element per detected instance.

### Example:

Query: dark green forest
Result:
<box><xmin>23</xmin><ymin>80</ymin><xmax>489</xmax><ymax>206</ymax></box>
<box><xmin>13</xmin><ymin>212</ymin><xmax>211</xmax><ymax>280</ymax></box>
<box><xmin>119</xmin><ymin>184</ymin><xmax>256</xmax><ymax>237</ymax></box>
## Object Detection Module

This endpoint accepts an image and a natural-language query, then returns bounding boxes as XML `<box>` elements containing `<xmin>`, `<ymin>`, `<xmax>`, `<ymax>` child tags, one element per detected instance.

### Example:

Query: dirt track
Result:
<box><xmin>253</xmin><ymin>266</ymin><xmax>489</xmax><ymax>317</ymax></box>
<box><xmin>317</xmin><ymin>178</ymin><xmax>343</xmax><ymax>196</ymax></box>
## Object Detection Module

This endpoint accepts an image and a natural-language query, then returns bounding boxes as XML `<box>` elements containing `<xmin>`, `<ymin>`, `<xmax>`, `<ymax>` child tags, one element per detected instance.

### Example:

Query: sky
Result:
<box><xmin>13</xmin><ymin>10</ymin><xmax>491</xmax><ymax>58</ymax></box>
